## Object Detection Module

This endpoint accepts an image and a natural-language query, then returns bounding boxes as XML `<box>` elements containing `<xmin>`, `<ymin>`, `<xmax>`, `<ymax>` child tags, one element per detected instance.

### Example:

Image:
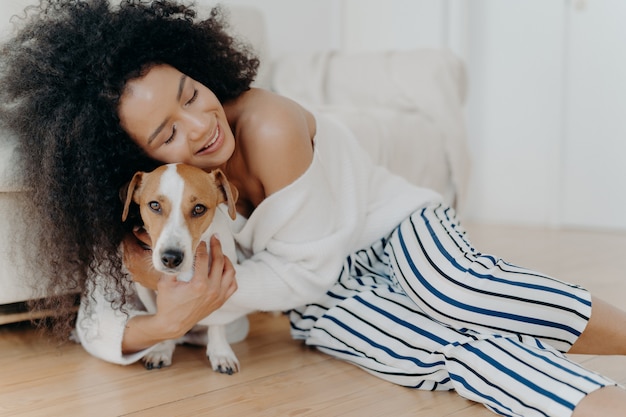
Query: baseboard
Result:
<box><xmin>0</xmin><ymin>297</ymin><xmax>79</xmax><ymax>326</ymax></box>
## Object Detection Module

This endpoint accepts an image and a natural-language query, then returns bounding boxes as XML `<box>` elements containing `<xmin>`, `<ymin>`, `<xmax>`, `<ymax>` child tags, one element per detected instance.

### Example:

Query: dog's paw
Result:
<box><xmin>208</xmin><ymin>354</ymin><xmax>240</xmax><ymax>375</ymax></box>
<box><xmin>142</xmin><ymin>341</ymin><xmax>175</xmax><ymax>370</ymax></box>
<box><xmin>207</xmin><ymin>351</ymin><xmax>240</xmax><ymax>375</ymax></box>
<box><xmin>206</xmin><ymin>325</ymin><xmax>239</xmax><ymax>374</ymax></box>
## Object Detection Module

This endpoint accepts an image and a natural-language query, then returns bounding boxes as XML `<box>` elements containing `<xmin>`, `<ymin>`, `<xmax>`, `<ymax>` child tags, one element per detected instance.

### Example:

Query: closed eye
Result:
<box><xmin>164</xmin><ymin>125</ymin><xmax>176</xmax><ymax>145</ymax></box>
<box><xmin>185</xmin><ymin>89</ymin><xmax>198</xmax><ymax>106</ymax></box>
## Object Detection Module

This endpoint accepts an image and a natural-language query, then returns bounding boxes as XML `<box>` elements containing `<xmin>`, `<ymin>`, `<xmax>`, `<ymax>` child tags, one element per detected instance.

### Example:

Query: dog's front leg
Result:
<box><xmin>142</xmin><ymin>339</ymin><xmax>177</xmax><ymax>370</ymax></box>
<box><xmin>207</xmin><ymin>325</ymin><xmax>240</xmax><ymax>374</ymax></box>
<box><xmin>134</xmin><ymin>284</ymin><xmax>177</xmax><ymax>370</ymax></box>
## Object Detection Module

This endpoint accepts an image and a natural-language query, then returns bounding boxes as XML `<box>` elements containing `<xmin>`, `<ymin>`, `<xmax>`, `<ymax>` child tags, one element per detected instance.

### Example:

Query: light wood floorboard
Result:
<box><xmin>1</xmin><ymin>223</ymin><xmax>625</xmax><ymax>416</ymax></box>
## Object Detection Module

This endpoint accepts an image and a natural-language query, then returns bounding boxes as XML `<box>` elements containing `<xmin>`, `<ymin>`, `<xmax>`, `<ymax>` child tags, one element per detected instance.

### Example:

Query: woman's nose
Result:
<box><xmin>185</xmin><ymin>114</ymin><xmax>209</xmax><ymax>142</ymax></box>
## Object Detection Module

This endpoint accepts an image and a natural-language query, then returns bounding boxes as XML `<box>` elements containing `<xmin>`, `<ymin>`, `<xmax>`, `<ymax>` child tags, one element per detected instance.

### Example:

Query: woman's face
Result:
<box><xmin>118</xmin><ymin>64</ymin><xmax>235</xmax><ymax>170</ymax></box>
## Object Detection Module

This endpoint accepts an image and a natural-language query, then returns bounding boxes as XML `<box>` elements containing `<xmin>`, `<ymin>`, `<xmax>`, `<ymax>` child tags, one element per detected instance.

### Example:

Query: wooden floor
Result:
<box><xmin>2</xmin><ymin>223</ymin><xmax>626</xmax><ymax>417</ymax></box>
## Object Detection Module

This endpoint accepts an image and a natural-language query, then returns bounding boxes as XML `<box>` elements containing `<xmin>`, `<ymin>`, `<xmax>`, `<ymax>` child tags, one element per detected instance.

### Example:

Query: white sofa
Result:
<box><xmin>0</xmin><ymin>2</ymin><xmax>470</xmax><ymax>321</ymax></box>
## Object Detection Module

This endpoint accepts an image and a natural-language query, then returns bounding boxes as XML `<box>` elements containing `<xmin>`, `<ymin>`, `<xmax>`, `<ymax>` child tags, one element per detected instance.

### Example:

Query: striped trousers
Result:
<box><xmin>289</xmin><ymin>203</ymin><xmax>615</xmax><ymax>417</ymax></box>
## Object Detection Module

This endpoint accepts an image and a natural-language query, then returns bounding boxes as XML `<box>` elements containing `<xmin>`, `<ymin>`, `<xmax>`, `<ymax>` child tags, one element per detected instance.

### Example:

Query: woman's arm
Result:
<box><xmin>76</xmin><ymin>234</ymin><xmax>237</xmax><ymax>363</ymax></box>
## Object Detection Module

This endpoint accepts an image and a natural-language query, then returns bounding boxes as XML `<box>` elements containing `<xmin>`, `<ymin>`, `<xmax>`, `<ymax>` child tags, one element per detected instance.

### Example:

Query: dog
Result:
<box><xmin>121</xmin><ymin>163</ymin><xmax>241</xmax><ymax>374</ymax></box>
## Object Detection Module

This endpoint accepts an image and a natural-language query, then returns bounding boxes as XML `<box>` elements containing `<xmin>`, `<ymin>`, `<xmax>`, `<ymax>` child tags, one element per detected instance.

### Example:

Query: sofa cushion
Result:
<box><xmin>271</xmin><ymin>48</ymin><xmax>471</xmax><ymax>210</ymax></box>
<box><xmin>315</xmin><ymin>105</ymin><xmax>451</xmax><ymax>200</ymax></box>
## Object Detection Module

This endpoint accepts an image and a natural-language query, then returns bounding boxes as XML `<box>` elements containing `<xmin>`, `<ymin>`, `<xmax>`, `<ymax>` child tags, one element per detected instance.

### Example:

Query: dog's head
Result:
<box><xmin>121</xmin><ymin>163</ymin><xmax>238</xmax><ymax>275</ymax></box>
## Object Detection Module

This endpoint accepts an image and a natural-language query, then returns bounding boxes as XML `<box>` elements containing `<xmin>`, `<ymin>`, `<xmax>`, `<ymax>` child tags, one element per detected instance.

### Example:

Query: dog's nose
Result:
<box><xmin>161</xmin><ymin>250</ymin><xmax>184</xmax><ymax>269</ymax></box>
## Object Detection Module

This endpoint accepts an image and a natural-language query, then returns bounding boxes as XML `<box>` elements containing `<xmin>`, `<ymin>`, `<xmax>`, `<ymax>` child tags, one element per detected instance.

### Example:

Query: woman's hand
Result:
<box><xmin>152</xmin><ymin>236</ymin><xmax>237</xmax><ymax>338</ymax></box>
<box><xmin>121</xmin><ymin>234</ymin><xmax>238</xmax><ymax>353</ymax></box>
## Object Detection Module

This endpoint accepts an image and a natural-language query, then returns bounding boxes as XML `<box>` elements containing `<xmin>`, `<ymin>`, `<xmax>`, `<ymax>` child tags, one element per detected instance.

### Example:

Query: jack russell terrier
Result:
<box><xmin>121</xmin><ymin>163</ymin><xmax>241</xmax><ymax>374</ymax></box>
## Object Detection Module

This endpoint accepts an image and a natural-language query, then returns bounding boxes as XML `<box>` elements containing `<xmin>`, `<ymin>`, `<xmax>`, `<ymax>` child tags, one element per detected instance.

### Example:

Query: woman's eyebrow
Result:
<box><xmin>147</xmin><ymin>119</ymin><xmax>168</xmax><ymax>145</ymax></box>
<box><xmin>176</xmin><ymin>74</ymin><xmax>187</xmax><ymax>101</ymax></box>
<box><xmin>147</xmin><ymin>74</ymin><xmax>187</xmax><ymax>145</ymax></box>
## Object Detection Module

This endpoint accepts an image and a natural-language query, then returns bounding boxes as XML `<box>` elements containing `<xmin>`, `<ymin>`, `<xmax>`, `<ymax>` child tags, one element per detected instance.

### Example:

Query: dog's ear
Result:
<box><xmin>121</xmin><ymin>172</ymin><xmax>144</xmax><ymax>222</ymax></box>
<box><xmin>212</xmin><ymin>169</ymin><xmax>239</xmax><ymax>220</ymax></box>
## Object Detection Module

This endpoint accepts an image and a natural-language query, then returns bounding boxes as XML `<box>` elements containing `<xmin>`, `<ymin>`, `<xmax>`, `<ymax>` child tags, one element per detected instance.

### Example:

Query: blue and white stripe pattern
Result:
<box><xmin>289</xmin><ymin>203</ymin><xmax>614</xmax><ymax>417</ymax></box>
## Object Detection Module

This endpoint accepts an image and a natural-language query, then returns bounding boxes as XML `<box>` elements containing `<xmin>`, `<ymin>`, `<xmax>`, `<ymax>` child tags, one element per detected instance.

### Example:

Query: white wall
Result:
<box><xmin>221</xmin><ymin>0</ymin><xmax>626</xmax><ymax>232</ymax></box>
<box><xmin>560</xmin><ymin>0</ymin><xmax>626</xmax><ymax>230</ymax></box>
<box><xmin>208</xmin><ymin>0</ymin><xmax>342</xmax><ymax>61</ymax></box>
<box><xmin>340</xmin><ymin>0</ymin><xmax>448</xmax><ymax>52</ymax></box>
<box><xmin>464</xmin><ymin>1</ymin><xmax>567</xmax><ymax>227</ymax></box>
<box><xmin>465</xmin><ymin>1</ymin><xmax>626</xmax><ymax>231</ymax></box>
<box><xmin>0</xmin><ymin>0</ymin><xmax>34</xmax><ymax>40</ymax></box>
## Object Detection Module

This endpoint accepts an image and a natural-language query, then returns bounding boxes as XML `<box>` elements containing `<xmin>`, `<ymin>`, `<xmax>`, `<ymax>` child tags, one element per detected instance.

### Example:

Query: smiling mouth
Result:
<box><xmin>197</xmin><ymin>125</ymin><xmax>220</xmax><ymax>154</ymax></box>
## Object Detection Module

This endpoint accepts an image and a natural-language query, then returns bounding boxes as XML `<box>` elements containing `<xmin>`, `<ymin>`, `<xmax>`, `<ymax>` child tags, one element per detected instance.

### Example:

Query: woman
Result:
<box><xmin>1</xmin><ymin>1</ymin><xmax>626</xmax><ymax>416</ymax></box>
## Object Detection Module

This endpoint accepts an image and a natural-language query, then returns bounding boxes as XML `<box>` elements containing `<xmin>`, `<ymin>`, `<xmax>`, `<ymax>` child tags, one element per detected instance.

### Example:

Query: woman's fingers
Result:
<box><xmin>187</xmin><ymin>235</ymin><xmax>237</xmax><ymax>303</ymax></box>
<box><xmin>202</xmin><ymin>235</ymin><xmax>237</xmax><ymax>307</ymax></box>
<box><xmin>222</xmin><ymin>255</ymin><xmax>238</xmax><ymax>297</ymax></box>
<box><xmin>193</xmin><ymin>240</ymin><xmax>210</xmax><ymax>277</ymax></box>
<box><xmin>208</xmin><ymin>234</ymin><xmax>224</xmax><ymax>266</ymax></box>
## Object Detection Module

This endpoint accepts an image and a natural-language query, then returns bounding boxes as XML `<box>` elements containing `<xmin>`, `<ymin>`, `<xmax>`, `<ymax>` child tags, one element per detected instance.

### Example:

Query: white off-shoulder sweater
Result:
<box><xmin>75</xmin><ymin>113</ymin><xmax>442</xmax><ymax>364</ymax></box>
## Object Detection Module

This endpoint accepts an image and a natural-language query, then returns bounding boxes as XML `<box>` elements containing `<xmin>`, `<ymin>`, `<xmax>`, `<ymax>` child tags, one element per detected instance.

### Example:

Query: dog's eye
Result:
<box><xmin>192</xmin><ymin>204</ymin><xmax>207</xmax><ymax>217</ymax></box>
<box><xmin>149</xmin><ymin>201</ymin><xmax>161</xmax><ymax>213</ymax></box>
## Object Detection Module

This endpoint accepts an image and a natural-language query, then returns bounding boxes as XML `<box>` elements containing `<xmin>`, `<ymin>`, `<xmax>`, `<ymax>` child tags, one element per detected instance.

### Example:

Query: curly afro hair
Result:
<box><xmin>0</xmin><ymin>0</ymin><xmax>259</xmax><ymax>338</ymax></box>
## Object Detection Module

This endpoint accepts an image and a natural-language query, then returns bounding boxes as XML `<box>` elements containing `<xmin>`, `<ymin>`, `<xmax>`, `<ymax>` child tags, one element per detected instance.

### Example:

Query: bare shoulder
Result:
<box><xmin>225</xmin><ymin>88</ymin><xmax>316</xmax><ymax>199</ymax></box>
